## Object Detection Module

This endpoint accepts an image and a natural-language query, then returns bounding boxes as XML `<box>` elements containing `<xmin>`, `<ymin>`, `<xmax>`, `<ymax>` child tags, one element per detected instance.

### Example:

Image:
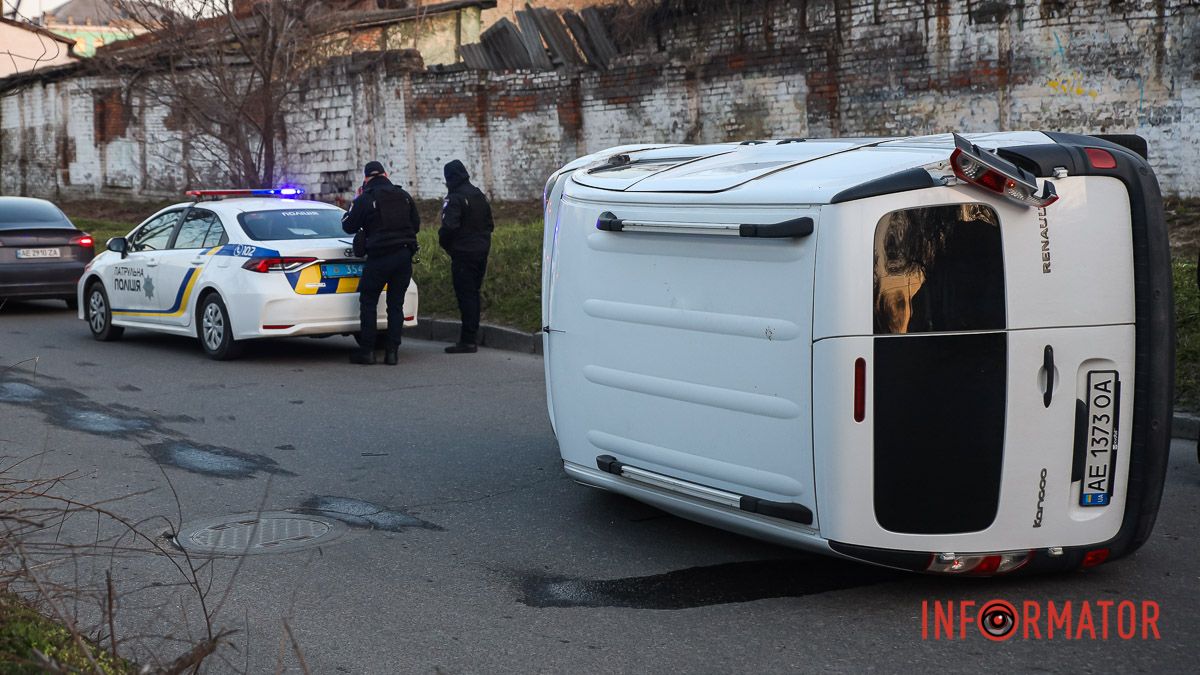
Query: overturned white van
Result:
<box><xmin>541</xmin><ymin>132</ymin><xmax>1174</xmax><ymax>575</ymax></box>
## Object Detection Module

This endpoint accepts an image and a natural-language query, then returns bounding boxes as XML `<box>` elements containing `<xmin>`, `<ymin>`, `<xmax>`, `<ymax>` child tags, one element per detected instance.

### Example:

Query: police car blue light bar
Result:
<box><xmin>185</xmin><ymin>187</ymin><xmax>305</xmax><ymax>198</ymax></box>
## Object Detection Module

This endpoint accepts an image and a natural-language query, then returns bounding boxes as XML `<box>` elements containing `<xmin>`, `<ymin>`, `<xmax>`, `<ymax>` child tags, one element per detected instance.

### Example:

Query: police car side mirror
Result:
<box><xmin>107</xmin><ymin>237</ymin><xmax>128</xmax><ymax>258</ymax></box>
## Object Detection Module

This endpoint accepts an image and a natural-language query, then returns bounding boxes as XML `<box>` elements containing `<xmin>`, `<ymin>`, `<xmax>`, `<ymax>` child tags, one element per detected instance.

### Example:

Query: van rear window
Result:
<box><xmin>873</xmin><ymin>204</ymin><xmax>1004</xmax><ymax>334</ymax></box>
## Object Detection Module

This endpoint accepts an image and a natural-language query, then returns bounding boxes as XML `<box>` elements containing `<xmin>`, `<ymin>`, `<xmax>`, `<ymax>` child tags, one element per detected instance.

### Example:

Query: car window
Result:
<box><xmin>873</xmin><ymin>203</ymin><xmax>1004</xmax><ymax>334</ymax></box>
<box><xmin>237</xmin><ymin>208</ymin><xmax>345</xmax><ymax>241</ymax></box>
<box><xmin>0</xmin><ymin>199</ymin><xmax>73</xmax><ymax>230</ymax></box>
<box><xmin>129</xmin><ymin>211</ymin><xmax>182</xmax><ymax>252</ymax></box>
<box><xmin>172</xmin><ymin>209</ymin><xmax>226</xmax><ymax>249</ymax></box>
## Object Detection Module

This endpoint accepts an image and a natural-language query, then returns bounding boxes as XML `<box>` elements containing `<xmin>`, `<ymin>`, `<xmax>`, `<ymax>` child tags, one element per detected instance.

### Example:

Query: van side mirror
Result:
<box><xmin>107</xmin><ymin>237</ymin><xmax>128</xmax><ymax>258</ymax></box>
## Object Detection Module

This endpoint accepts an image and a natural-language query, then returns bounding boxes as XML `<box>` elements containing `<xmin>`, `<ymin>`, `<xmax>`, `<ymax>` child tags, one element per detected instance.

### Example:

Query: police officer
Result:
<box><xmin>342</xmin><ymin>160</ymin><xmax>420</xmax><ymax>365</ymax></box>
<box><xmin>439</xmin><ymin>159</ymin><xmax>494</xmax><ymax>354</ymax></box>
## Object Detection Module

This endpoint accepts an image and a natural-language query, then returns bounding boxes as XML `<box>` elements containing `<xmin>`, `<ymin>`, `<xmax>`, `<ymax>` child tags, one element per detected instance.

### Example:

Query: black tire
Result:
<box><xmin>86</xmin><ymin>283</ymin><xmax>124</xmax><ymax>341</ymax></box>
<box><xmin>65</xmin><ymin>296</ymin><xmax>78</xmax><ymax>310</ymax></box>
<box><xmin>197</xmin><ymin>293</ymin><xmax>242</xmax><ymax>360</ymax></box>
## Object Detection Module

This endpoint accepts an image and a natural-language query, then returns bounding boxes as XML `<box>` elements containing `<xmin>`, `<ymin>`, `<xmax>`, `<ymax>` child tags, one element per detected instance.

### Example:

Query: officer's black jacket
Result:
<box><xmin>341</xmin><ymin>176</ymin><xmax>421</xmax><ymax>255</ymax></box>
<box><xmin>438</xmin><ymin>161</ymin><xmax>494</xmax><ymax>257</ymax></box>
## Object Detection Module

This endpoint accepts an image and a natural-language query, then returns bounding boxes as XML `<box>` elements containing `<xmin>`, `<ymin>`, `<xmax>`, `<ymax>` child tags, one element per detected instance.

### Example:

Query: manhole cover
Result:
<box><xmin>175</xmin><ymin>512</ymin><xmax>348</xmax><ymax>556</ymax></box>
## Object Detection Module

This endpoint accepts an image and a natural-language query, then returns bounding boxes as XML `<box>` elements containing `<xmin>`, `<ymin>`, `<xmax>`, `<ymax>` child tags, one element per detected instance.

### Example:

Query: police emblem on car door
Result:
<box><xmin>109</xmin><ymin>210</ymin><xmax>181</xmax><ymax>320</ymax></box>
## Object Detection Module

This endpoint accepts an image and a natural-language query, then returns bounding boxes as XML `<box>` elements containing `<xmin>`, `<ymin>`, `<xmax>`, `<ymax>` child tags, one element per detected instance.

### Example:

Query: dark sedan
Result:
<box><xmin>0</xmin><ymin>197</ymin><xmax>94</xmax><ymax>308</ymax></box>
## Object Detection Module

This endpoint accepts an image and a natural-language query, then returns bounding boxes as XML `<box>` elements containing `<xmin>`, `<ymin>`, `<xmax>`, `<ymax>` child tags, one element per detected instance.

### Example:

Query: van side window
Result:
<box><xmin>873</xmin><ymin>204</ymin><xmax>1004</xmax><ymax>334</ymax></box>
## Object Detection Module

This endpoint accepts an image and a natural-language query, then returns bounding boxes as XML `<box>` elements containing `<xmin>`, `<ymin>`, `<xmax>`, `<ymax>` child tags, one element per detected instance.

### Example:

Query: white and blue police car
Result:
<box><xmin>77</xmin><ymin>188</ymin><xmax>418</xmax><ymax>360</ymax></box>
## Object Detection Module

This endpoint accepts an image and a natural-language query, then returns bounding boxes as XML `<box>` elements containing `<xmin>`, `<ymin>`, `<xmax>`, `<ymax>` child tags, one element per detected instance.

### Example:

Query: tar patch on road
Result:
<box><xmin>62</xmin><ymin>408</ymin><xmax>151</xmax><ymax>434</ymax></box>
<box><xmin>1</xmin><ymin>375</ymin><xmax>294</xmax><ymax>480</ymax></box>
<box><xmin>0</xmin><ymin>382</ymin><xmax>44</xmax><ymax>402</ymax></box>
<box><xmin>1</xmin><ymin>378</ymin><xmax>152</xmax><ymax>435</ymax></box>
<box><xmin>146</xmin><ymin>442</ymin><xmax>296</xmax><ymax>479</ymax></box>
<box><xmin>520</xmin><ymin>558</ymin><xmax>904</xmax><ymax>609</ymax></box>
<box><xmin>300</xmin><ymin>496</ymin><xmax>442</xmax><ymax>532</ymax></box>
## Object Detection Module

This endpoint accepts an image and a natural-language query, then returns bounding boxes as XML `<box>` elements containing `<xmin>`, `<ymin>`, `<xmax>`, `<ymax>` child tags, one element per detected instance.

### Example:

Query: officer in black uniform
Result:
<box><xmin>342</xmin><ymin>160</ymin><xmax>421</xmax><ymax>365</ymax></box>
<box><xmin>438</xmin><ymin>160</ymin><xmax>494</xmax><ymax>353</ymax></box>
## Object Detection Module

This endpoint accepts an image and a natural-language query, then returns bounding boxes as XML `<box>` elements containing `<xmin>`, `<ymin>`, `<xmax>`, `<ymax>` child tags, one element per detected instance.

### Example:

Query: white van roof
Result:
<box><xmin>566</xmin><ymin>132</ymin><xmax>1056</xmax><ymax>204</ymax></box>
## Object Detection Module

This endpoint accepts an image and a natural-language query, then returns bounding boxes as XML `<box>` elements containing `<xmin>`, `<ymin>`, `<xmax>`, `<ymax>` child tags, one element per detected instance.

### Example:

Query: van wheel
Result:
<box><xmin>197</xmin><ymin>294</ymin><xmax>242</xmax><ymax>360</ymax></box>
<box><xmin>86</xmin><ymin>283</ymin><xmax>124</xmax><ymax>341</ymax></box>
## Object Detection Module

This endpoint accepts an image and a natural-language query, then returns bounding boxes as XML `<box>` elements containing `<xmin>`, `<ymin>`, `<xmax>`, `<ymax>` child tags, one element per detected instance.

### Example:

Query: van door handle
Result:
<box><xmin>1042</xmin><ymin>345</ymin><xmax>1054</xmax><ymax>408</ymax></box>
<box><xmin>597</xmin><ymin>212</ymin><xmax>814</xmax><ymax>238</ymax></box>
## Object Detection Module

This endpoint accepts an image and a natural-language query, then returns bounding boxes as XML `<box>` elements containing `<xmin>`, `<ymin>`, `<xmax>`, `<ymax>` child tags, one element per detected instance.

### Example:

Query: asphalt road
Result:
<box><xmin>1</xmin><ymin>299</ymin><xmax>1197</xmax><ymax>674</ymax></box>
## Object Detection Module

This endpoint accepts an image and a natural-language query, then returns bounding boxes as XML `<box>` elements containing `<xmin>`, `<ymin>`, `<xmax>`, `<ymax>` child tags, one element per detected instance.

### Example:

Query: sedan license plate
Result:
<box><xmin>16</xmin><ymin>248</ymin><xmax>61</xmax><ymax>259</ymax></box>
<box><xmin>322</xmin><ymin>263</ymin><xmax>363</xmax><ymax>279</ymax></box>
<box><xmin>1080</xmin><ymin>370</ymin><xmax>1120</xmax><ymax>507</ymax></box>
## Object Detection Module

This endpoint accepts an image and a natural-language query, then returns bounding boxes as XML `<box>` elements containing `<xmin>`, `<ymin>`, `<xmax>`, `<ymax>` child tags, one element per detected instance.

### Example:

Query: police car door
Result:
<box><xmin>109</xmin><ymin>210</ymin><xmax>181</xmax><ymax>321</ymax></box>
<box><xmin>154</xmin><ymin>208</ymin><xmax>225</xmax><ymax>326</ymax></box>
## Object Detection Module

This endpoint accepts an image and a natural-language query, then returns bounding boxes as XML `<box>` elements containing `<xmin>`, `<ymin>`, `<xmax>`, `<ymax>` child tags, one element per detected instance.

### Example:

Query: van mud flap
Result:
<box><xmin>596</xmin><ymin>455</ymin><xmax>814</xmax><ymax>525</ymax></box>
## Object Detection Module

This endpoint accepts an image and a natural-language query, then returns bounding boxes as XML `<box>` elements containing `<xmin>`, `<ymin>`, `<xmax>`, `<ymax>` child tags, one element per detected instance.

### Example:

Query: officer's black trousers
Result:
<box><xmin>450</xmin><ymin>250</ymin><xmax>488</xmax><ymax>345</ymax></box>
<box><xmin>358</xmin><ymin>247</ymin><xmax>414</xmax><ymax>352</ymax></box>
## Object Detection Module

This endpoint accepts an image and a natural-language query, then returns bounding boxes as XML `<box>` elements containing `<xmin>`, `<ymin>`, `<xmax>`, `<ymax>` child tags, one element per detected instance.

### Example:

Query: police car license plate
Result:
<box><xmin>16</xmin><ymin>248</ymin><xmax>61</xmax><ymax>259</ymax></box>
<box><xmin>322</xmin><ymin>263</ymin><xmax>363</xmax><ymax>279</ymax></box>
<box><xmin>1080</xmin><ymin>370</ymin><xmax>1120</xmax><ymax>507</ymax></box>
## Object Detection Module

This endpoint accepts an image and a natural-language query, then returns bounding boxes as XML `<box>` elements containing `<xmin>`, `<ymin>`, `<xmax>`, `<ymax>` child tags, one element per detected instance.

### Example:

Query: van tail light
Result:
<box><xmin>853</xmin><ymin>358</ymin><xmax>866</xmax><ymax>422</ymax></box>
<box><xmin>926</xmin><ymin>550</ymin><xmax>1033</xmax><ymax>576</ymax></box>
<box><xmin>71</xmin><ymin>234</ymin><xmax>94</xmax><ymax>248</ymax></box>
<box><xmin>1084</xmin><ymin>148</ymin><xmax>1118</xmax><ymax>170</ymax></box>
<box><xmin>242</xmin><ymin>257</ymin><xmax>316</xmax><ymax>273</ymax></box>
<box><xmin>950</xmin><ymin>133</ymin><xmax>1058</xmax><ymax>208</ymax></box>
<box><xmin>1080</xmin><ymin>548</ymin><xmax>1110</xmax><ymax>569</ymax></box>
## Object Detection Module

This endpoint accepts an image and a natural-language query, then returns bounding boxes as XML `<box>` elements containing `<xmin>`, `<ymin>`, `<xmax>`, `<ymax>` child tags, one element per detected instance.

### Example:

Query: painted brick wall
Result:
<box><xmin>3</xmin><ymin>0</ymin><xmax>1198</xmax><ymax>202</ymax></box>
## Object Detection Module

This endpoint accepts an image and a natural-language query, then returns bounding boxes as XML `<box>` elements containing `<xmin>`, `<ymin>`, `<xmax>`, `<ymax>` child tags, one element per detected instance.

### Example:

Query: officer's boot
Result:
<box><xmin>384</xmin><ymin>346</ymin><xmax>399</xmax><ymax>365</ymax></box>
<box><xmin>349</xmin><ymin>350</ymin><xmax>376</xmax><ymax>365</ymax></box>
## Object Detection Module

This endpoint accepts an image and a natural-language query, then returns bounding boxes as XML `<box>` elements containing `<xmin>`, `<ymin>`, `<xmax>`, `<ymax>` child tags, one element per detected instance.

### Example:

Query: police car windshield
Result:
<box><xmin>237</xmin><ymin>209</ymin><xmax>344</xmax><ymax>241</ymax></box>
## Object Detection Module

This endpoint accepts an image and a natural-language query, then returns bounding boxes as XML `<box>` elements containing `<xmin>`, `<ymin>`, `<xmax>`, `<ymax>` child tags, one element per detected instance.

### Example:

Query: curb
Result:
<box><xmin>408</xmin><ymin>318</ymin><xmax>542</xmax><ymax>355</ymax></box>
<box><xmin>1173</xmin><ymin>412</ymin><xmax>1199</xmax><ymax>441</ymax></box>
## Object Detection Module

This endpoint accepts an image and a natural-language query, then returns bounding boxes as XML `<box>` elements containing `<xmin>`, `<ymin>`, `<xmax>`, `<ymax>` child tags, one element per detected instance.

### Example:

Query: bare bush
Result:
<box><xmin>94</xmin><ymin>1</ymin><xmax>329</xmax><ymax>188</ymax></box>
<box><xmin>0</xmin><ymin>451</ymin><xmax>234</xmax><ymax>672</ymax></box>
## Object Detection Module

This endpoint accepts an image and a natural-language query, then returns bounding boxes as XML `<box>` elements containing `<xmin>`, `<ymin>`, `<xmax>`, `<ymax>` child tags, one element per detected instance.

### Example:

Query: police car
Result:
<box><xmin>78</xmin><ymin>189</ymin><xmax>418</xmax><ymax>359</ymax></box>
<box><xmin>542</xmin><ymin>133</ymin><xmax>1173</xmax><ymax>575</ymax></box>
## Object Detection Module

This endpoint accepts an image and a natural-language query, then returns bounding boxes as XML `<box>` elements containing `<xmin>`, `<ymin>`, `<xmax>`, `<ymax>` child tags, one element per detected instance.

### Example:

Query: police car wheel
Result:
<box><xmin>197</xmin><ymin>294</ymin><xmax>242</xmax><ymax>360</ymax></box>
<box><xmin>86</xmin><ymin>283</ymin><xmax>124</xmax><ymax>342</ymax></box>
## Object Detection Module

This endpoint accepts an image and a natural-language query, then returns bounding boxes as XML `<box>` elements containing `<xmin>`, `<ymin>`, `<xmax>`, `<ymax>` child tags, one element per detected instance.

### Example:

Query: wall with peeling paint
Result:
<box><xmin>2</xmin><ymin>0</ymin><xmax>1198</xmax><ymax>202</ymax></box>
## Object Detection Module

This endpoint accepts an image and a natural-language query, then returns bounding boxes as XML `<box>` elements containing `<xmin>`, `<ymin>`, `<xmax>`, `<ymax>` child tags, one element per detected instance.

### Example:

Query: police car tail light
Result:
<box><xmin>71</xmin><ymin>234</ymin><xmax>94</xmax><ymax>248</ymax></box>
<box><xmin>242</xmin><ymin>257</ymin><xmax>316</xmax><ymax>273</ymax></box>
<box><xmin>950</xmin><ymin>133</ymin><xmax>1058</xmax><ymax>208</ymax></box>
<box><xmin>926</xmin><ymin>550</ymin><xmax>1033</xmax><ymax>576</ymax></box>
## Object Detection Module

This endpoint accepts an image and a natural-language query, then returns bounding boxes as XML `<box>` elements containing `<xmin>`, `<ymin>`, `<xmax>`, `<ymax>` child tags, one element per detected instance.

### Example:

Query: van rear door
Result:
<box><xmin>995</xmin><ymin>175</ymin><xmax>1137</xmax><ymax>545</ymax></box>
<box><xmin>546</xmin><ymin>189</ymin><xmax>821</xmax><ymax>525</ymax></box>
<box><xmin>814</xmin><ymin>177</ymin><xmax>1138</xmax><ymax>552</ymax></box>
